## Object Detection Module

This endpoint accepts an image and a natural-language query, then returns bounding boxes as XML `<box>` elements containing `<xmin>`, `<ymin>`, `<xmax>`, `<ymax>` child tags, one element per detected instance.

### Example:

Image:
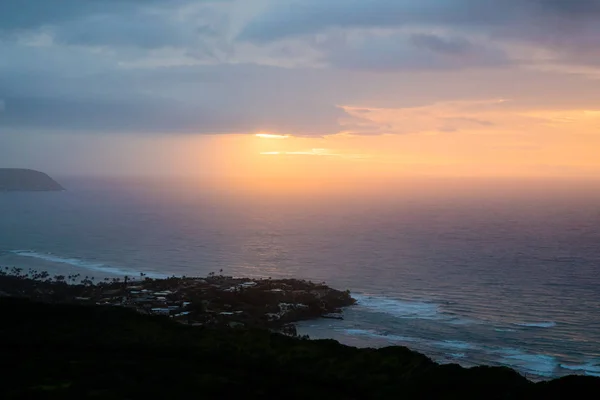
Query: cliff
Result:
<box><xmin>0</xmin><ymin>298</ymin><xmax>598</xmax><ymax>399</ymax></box>
<box><xmin>0</xmin><ymin>168</ymin><xmax>64</xmax><ymax>191</ymax></box>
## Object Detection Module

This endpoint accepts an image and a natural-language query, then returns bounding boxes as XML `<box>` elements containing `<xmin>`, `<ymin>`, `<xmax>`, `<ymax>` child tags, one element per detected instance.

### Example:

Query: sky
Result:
<box><xmin>1</xmin><ymin>0</ymin><xmax>600</xmax><ymax>184</ymax></box>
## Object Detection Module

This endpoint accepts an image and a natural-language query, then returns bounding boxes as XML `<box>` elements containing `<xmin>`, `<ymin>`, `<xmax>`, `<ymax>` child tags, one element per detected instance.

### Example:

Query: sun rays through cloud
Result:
<box><xmin>2</xmin><ymin>0</ymin><xmax>600</xmax><ymax>180</ymax></box>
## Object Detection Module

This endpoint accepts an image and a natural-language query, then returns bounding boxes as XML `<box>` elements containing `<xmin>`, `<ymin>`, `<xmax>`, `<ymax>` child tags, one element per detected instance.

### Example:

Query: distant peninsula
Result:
<box><xmin>0</xmin><ymin>168</ymin><xmax>64</xmax><ymax>191</ymax></box>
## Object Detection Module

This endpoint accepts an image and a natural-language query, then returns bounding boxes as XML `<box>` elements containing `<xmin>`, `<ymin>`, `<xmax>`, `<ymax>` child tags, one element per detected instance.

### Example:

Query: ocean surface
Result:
<box><xmin>1</xmin><ymin>177</ymin><xmax>599</xmax><ymax>380</ymax></box>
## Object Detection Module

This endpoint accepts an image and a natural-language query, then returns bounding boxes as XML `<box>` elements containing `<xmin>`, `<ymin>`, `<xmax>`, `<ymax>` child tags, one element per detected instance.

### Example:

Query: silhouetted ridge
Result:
<box><xmin>1</xmin><ymin>298</ymin><xmax>598</xmax><ymax>399</ymax></box>
<box><xmin>0</xmin><ymin>168</ymin><xmax>64</xmax><ymax>191</ymax></box>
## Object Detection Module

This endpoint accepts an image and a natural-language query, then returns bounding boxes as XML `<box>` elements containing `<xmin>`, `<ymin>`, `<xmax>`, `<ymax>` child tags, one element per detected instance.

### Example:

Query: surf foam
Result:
<box><xmin>344</xmin><ymin>329</ymin><xmax>419</xmax><ymax>344</ymax></box>
<box><xmin>9</xmin><ymin>250</ymin><xmax>166</xmax><ymax>279</ymax></box>
<box><xmin>353</xmin><ymin>294</ymin><xmax>441</xmax><ymax>320</ymax></box>
<box><xmin>434</xmin><ymin>340</ymin><xmax>479</xmax><ymax>351</ymax></box>
<box><xmin>560</xmin><ymin>362</ymin><xmax>600</xmax><ymax>377</ymax></box>
<box><xmin>514</xmin><ymin>322</ymin><xmax>557</xmax><ymax>328</ymax></box>
<box><xmin>495</xmin><ymin>348</ymin><xmax>557</xmax><ymax>377</ymax></box>
<box><xmin>352</xmin><ymin>293</ymin><xmax>476</xmax><ymax>326</ymax></box>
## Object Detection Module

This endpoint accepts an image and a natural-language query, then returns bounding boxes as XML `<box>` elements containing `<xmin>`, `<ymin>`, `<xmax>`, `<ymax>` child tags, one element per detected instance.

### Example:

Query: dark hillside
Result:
<box><xmin>1</xmin><ymin>298</ymin><xmax>598</xmax><ymax>399</ymax></box>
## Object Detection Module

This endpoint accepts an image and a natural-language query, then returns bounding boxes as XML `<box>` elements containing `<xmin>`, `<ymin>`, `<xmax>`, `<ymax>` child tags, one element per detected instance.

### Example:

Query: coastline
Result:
<box><xmin>2</xmin><ymin>263</ymin><xmax>598</xmax><ymax>381</ymax></box>
<box><xmin>2</xmin><ymin>295</ymin><xmax>599</xmax><ymax>398</ymax></box>
<box><xmin>0</xmin><ymin>268</ymin><xmax>355</xmax><ymax>334</ymax></box>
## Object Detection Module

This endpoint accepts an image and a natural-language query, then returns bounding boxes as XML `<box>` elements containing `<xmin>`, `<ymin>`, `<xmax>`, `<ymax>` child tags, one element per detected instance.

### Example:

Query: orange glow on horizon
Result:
<box><xmin>139</xmin><ymin>99</ymin><xmax>600</xmax><ymax>195</ymax></box>
<box><xmin>255</xmin><ymin>133</ymin><xmax>290</xmax><ymax>139</ymax></box>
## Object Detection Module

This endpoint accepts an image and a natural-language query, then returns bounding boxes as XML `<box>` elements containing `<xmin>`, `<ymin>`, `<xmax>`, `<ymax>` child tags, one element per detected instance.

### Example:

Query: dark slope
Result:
<box><xmin>0</xmin><ymin>168</ymin><xmax>64</xmax><ymax>191</ymax></box>
<box><xmin>1</xmin><ymin>298</ymin><xmax>598</xmax><ymax>399</ymax></box>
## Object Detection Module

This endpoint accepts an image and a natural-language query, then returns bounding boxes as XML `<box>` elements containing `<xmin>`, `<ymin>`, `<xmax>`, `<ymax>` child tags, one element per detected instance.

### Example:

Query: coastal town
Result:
<box><xmin>0</xmin><ymin>266</ymin><xmax>356</xmax><ymax>335</ymax></box>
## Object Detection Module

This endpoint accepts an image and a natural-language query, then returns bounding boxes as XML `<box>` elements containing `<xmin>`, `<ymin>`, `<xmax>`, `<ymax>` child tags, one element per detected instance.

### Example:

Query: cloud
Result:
<box><xmin>239</xmin><ymin>0</ymin><xmax>505</xmax><ymax>42</ymax></box>
<box><xmin>0</xmin><ymin>53</ymin><xmax>347</xmax><ymax>136</ymax></box>
<box><xmin>240</xmin><ymin>0</ymin><xmax>600</xmax><ymax>42</ymax></box>
<box><xmin>339</xmin><ymin>99</ymin><xmax>600</xmax><ymax>136</ymax></box>
<box><xmin>0</xmin><ymin>0</ymin><xmax>342</xmax><ymax>137</ymax></box>
<box><xmin>1</xmin><ymin>0</ymin><xmax>600</xmax><ymax>140</ymax></box>
<box><xmin>341</xmin><ymin>99</ymin><xmax>508</xmax><ymax>135</ymax></box>
<box><xmin>239</xmin><ymin>0</ymin><xmax>600</xmax><ymax>69</ymax></box>
<box><xmin>0</xmin><ymin>0</ymin><xmax>236</xmax><ymax>32</ymax></box>
<box><xmin>260</xmin><ymin>148</ymin><xmax>370</xmax><ymax>159</ymax></box>
<box><xmin>1</xmin><ymin>0</ymin><xmax>232</xmax><ymax>52</ymax></box>
<box><xmin>52</xmin><ymin>12</ymin><xmax>193</xmax><ymax>49</ymax></box>
<box><xmin>410</xmin><ymin>33</ymin><xmax>473</xmax><ymax>55</ymax></box>
<box><xmin>0</xmin><ymin>92</ymin><xmax>344</xmax><ymax>136</ymax></box>
<box><xmin>0</xmin><ymin>0</ymin><xmax>168</xmax><ymax>31</ymax></box>
<box><xmin>320</xmin><ymin>31</ymin><xmax>509</xmax><ymax>71</ymax></box>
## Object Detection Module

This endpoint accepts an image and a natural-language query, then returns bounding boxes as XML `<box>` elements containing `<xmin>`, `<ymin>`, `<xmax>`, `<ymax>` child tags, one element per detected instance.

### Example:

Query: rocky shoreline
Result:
<box><xmin>2</xmin><ymin>296</ymin><xmax>599</xmax><ymax>398</ymax></box>
<box><xmin>0</xmin><ymin>267</ymin><xmax>355</xmax><ymax>335</ymax></box>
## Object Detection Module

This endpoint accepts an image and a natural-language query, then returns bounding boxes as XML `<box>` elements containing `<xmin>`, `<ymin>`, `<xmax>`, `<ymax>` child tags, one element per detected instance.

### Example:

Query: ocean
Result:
<box><xmin>1</xmin><ymin>176</ymin><xmax>599</xmax><ymax>380</ymax></box>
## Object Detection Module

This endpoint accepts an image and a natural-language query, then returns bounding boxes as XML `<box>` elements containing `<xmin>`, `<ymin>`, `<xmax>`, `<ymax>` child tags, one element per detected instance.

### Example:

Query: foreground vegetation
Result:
<box><xmin>1</xmin><ymin>298</ymin><xmax>598</xmax><ymax>399</ymax></box>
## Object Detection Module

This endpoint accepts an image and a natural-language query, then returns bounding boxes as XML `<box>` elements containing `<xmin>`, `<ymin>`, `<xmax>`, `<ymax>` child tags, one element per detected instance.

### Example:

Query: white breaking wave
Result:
<box><xmin>434</xmin><ymin>340</ymin><xmax>479</xmax><ymax>351</ymax></box>
<box><xmin>560</xmin><ymin>362</ymin><xmax>600</xmax><ymax>377</ymax></box>
<box><xmin>9</xmin><ymin>250</ymin><xmax>166</xmax><ymax>278</ymax></box>
<box><xmin>343</xmin><ymin>328</ymin><xmax>562</xmax><ymax>378</ymax></box>
<box><xmin>353</xmin><ymin>294</ymin><xmax>441</xmax><ymax>320</ymax></box>
<box><xmin>494</xmin><ymin>348</ymin><xmax>557</xmax><ymax>377</ymax></box>
<box><xmin>344</xmin><ymin>329</ymin><xmax>480</xmax><ymax>355</ymax></box>
<box><xmin>514</xmin><ymin>322</ymin><xmax>557</xmax><ymax>328</ymax></box>
<box><xmin>352</xmin><ymin>294</ymin><xmax>474</xmax><ymax>325</ymax></box>
<box><xmin>344</xmin><ymin>329</ymin><xmax>419</xmax><ymax>344</ymax></box>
